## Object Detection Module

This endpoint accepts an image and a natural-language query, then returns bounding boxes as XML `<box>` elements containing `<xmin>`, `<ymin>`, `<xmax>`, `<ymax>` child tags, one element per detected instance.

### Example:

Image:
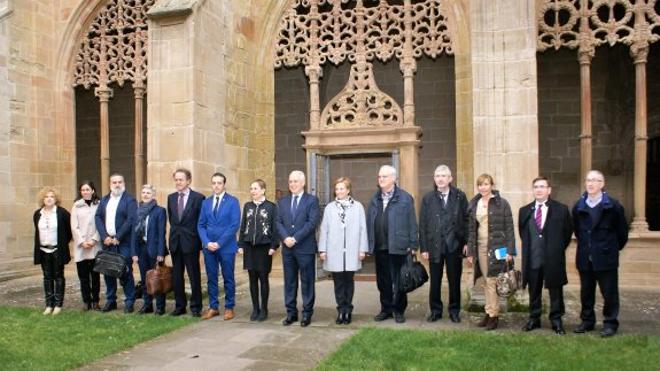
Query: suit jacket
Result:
<box><xmin>33</xmin><ymin>206</ymin><xmax>72</xmax><ymax>265</ymax></box>
<box><xmin>519</xmin><ymin>198</ymin><xmax>573</xmax><ymax>289</ymax></box>
<box><xmin>197</xmin><ymin>193</ymin><xmax>241</xmax><ymax>254</ymax></box>
<box><xmin>131</xmin><ymin>205</ymin><xmax>167</xmax><ymax>259</ymax></box>
<box><xmin>275</xmin><ymin>192</ymin><xmax>320</xmax><ymax>255</ymax></box>
<box><xmin>419</xmin><ymin>185</ymin><xmax>468</xmax><ymax>262</ymax></box>
<box><xmin>94</xmin><ymin>192</ymin><xmax>137</xmax><ymax>250</ymax></box>
<box><xmin>168</xmin><ymin>189</ymin><xmax>205</xmax><ymax>254</ymax></box>
<box><xmin>366</xmin><ymin>186</ymin><xmax>418</xmax><ymax>255</ymax></box>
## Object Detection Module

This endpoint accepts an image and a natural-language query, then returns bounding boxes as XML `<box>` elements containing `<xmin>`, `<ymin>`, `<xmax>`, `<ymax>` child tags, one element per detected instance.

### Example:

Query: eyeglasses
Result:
<box><xmin>585</xmin><ymin>178</ymin><xmax>604</xmax><ymax>183</ymax></box>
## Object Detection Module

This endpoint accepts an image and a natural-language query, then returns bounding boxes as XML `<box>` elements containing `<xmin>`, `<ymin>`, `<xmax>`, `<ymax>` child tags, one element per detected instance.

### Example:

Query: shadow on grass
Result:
<box><xmin>317</xmin><ymin>327</ymin><xmax>660</xmax><ymax>371</ymax></box>
<box><xmin>0</xmin><ymin>306</ymin><xmax>196</xmax><ymax>371</ymax></box>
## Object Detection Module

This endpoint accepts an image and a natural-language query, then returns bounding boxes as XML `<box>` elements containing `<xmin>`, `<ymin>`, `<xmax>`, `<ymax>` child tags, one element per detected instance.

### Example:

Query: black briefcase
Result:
<box><xmin>399</xmin><ymin>254</ymin><xmax>429</xmax><ymax>293</ymax></box>
<box><xmin>93</xmin><ymin>250</ymin><xmax>128</xmax><ymax>278</ymax></box>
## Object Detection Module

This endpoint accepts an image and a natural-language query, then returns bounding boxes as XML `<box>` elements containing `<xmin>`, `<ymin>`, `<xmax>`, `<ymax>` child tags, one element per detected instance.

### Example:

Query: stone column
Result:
<box><xmin>134</xmin><ymin>84</ymin><xmax>146</xmax><ymax>194</ymax></box>
<box><xmin>400</xmin><ymin>0</ymin><xmax>416</xmax><ymax>127</ymax></box>
<box><xmin>94</xmin><ymin>85</ymin><xmax>113</xmax><ymax>192</ymax></box>
<box><xmin>630</xmin><ymin>46</ymin><xmax>649</xmax><ymax>233</ymax></box>
<box><xmin>578</xmin><ymin>50</ymin><xmax>593</xmax><ymax>180</ymax></box>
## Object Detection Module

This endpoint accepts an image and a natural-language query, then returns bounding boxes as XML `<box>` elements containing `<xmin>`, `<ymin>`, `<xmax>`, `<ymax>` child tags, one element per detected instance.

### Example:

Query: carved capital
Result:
<box><xmin>630</xmin><ymin>42</ymin><xmax>649</xmax><ymax>64</ymax></box>
<box><xmin>94</xmin><ymin>86</ymin><xmax>114</xmax><ymax>102</ymax></box>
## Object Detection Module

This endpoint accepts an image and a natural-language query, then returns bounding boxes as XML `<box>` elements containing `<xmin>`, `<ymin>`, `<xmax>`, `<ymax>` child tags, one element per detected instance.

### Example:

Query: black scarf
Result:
<box><xmin>134</xmin><ymin>200</ymin><xmax>157</xmax><ymax>239</ymax></box>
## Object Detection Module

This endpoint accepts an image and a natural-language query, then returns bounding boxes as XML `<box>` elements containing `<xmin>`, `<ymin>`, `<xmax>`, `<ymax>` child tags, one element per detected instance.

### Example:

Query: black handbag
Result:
<box><xmin>93</xmin><ymin>250</ymin><xmax>128</xmax><ymax>278</ymax></box>
<box><xmin>399</xmin><ymin>254</ymin><xmax>429</xmax><ymax>293</ymax></box>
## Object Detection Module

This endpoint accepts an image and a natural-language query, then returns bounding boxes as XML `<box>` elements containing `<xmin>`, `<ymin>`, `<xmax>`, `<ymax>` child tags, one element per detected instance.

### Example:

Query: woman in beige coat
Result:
<box><xmin>70</xmin><ymin>181</ymin><xmax>102</xmax><ymax>311</ymax></box>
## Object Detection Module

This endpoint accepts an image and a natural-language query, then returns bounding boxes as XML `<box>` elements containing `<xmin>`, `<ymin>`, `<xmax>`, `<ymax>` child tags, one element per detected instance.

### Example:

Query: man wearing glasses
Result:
<box><xmin>572</xmin><ymin>170</ymin><xmax>629</xmax><ymax>337</ymax></box>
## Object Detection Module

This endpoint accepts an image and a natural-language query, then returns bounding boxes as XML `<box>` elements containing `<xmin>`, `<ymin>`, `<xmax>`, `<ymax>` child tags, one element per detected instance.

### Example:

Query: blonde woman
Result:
<box><xmin>466</xmin><ymin>174</ymin><xmax>515</xmax><ymax>330</ymax></box>
<box><xmin>71</xmin><ymin>181</ymin><xmax>102</xmax><ymax>311</ymax></box>
<box><xmin>33</xmin><ymin>187</ymin><xmax>72</xmax><ymax>315</ymax></box>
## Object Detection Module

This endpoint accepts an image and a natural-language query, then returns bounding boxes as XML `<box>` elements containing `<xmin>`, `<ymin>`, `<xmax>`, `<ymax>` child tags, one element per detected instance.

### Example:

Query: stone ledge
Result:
<box><xmin>147</xmin><ymin>0</ymin><xmax>197</xmax><ymax>21</ymax></box>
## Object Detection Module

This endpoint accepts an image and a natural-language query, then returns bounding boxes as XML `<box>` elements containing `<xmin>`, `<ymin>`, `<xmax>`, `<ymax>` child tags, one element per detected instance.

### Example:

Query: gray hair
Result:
<box><xmin>289</xmin><ymin>170</ymin><xmax>306</xmax><ymax>182</ymax></box>
<box><xmin>379</xmin><ymin>165</ymin><xmax>397</xmax><ymax>181</ymax></box>
<box><xmin>141</xmin><ymin>184</ymin><xmax>156</xmax><ymax>193</ymax></box>
<box><xmin>585</xmin><ymin>170</ymin><xmax>605</xmax><ymax>181</ymax></box>
<box><xmin>433</xmin><ymin>164</ymin><xmax>452</xmax><ymax>177</ymax></box>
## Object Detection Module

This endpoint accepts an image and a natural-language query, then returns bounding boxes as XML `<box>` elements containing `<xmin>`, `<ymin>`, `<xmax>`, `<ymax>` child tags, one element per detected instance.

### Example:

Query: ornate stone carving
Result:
<box><xmin>320</xmin><ymin>62</ymin><xmax>403</xmax><ymax>129</ymax></box>
<box><xmin>73</xmin><ymin>0</ymin><xmax>155</xmax><ymax>89</ymax></box>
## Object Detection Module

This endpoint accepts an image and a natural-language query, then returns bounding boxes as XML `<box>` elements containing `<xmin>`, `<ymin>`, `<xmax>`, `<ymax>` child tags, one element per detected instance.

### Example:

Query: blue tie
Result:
<box><xmin>291</xmin><ymin>195</ymin><xmax>299</xmax><ymax>219</ymax></box>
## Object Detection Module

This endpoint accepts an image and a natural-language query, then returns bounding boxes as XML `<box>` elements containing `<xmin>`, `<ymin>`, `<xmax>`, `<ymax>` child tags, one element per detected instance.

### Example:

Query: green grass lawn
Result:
<box><xmin>0</xmin><ymin>306</ymin><xmax>195</xmax><ymax>371</ymax></box>
<box><xmin>317</xmin><ymin>327</ymin><xmax>660</xmax><ymax>371</ymax></box>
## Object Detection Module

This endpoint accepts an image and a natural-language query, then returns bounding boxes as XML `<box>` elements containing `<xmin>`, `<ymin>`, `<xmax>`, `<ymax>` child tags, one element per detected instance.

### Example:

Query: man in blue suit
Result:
<box><xmin>275</xmin><ymin>170</ymin><xmax>320</xmax><ymax>327</ymax></box>
<box><xmin>198</xmin><ymin>172</ymin><xmax>241</xmax><ymax>320</ymax></box>
<box><xmin>95</xmin><ymin>173</ymin><xmax>137</xmax><ymax>313</ymax></box>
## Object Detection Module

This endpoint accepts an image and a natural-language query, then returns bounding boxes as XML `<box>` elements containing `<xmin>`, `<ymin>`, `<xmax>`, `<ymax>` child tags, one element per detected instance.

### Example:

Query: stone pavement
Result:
<box><xmin>2</xmin><ymin>271</ymin><xmax>660</xmax><ymax>370</ymax></box>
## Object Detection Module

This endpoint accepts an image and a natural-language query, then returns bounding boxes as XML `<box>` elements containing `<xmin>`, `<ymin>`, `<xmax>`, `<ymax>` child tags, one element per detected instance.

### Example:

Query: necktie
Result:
<box><xmin>291</xmin><ymin>195</ymin><xmax>299</xmax><ymax>218</ymax></box>
<box><xmin>177</xmin><ymin>192</ymin><xmax>185</xmax><ymax>221</ymax></box>
<box><xmin>213</xmin><ymin>196</ymin><xmax>220</xmax><ymax>215</ymax></box>
<box><xmin>535</xmin><ymin>203</ymin><xmax>543</xmax><ymax>231</ymax></box>
<box><xmin>440</xmin><ymin>193</ymin><xmax>446</xmax><ymax>208</ymax></box>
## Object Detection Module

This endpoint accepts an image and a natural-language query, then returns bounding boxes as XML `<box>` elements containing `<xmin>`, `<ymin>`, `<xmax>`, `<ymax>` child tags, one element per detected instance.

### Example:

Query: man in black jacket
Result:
<box><xmin>519</xmin><ymin>176</ymin><xmax>573</xmax><ymax>334</ymax></box>
<box><xmin>572</xmin><ymin>170</ymin><xmax>628</xmax><ymax>337</ymax></box>
<box><xmin>167</xmin><ymin>169</ymin><xmax>205</xmax><ymax>317</ymax></box>
<box><xmin>419</xmin><ymin>165</ymin><xmax>468</xmax><ymax>323</ymax></box>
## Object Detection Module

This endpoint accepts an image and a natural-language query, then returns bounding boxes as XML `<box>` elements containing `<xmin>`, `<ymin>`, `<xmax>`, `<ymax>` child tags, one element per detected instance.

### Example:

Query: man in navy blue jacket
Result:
<box><xmin>198</xmin><ymin>172</ymin><xmax>241</xmax><ymax>320</ymax></box>
<box><xmin>572</xmin><ymin>170</ymin><xmax>628</xmax><ymax>337</ymax></box>
<box><xmin>275</xmin><ymin>170</ymin><xmax>320</xmax><ymax>327</ymax></box>
<box><xmin>95</xmin><ymin>173</ymin><xmax>137</xmax><ymax>313</ymax></box>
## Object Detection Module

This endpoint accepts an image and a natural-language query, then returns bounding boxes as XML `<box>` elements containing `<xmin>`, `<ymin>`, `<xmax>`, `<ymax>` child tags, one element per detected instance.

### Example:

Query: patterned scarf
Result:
<box><xmin>335</xmin><ymin>196</ymin><xmax>354</xmax><ymax>226</ymax></box>
<box><xmin>134</xmin><ymin>199</ymin><xmax>157</xmax><ymax>239</ymax></box>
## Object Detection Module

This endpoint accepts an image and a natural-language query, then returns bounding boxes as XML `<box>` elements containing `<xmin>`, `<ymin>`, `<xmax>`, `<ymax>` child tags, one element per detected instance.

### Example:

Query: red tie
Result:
<box><xmin>535</xmin><ymin>204</ymin><xmax>543</xmax><ymax>231</ymax></box>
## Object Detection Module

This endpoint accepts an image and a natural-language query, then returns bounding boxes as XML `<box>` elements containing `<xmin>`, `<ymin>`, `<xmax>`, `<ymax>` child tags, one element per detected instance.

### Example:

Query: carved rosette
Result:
<box><xmin>320</xmin><ymin>62</ymin><xmax>403</xmax><ymax>129</ymax></box>
<box><xmin>73</xmin><ymin>0</ymin><xmax>154</xmax><ymax>89</ymax></box>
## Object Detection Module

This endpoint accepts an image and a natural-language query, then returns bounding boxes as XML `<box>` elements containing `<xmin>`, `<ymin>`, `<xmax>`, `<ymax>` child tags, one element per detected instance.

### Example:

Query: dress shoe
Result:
<box><xmin>344</xmin><ymin>313</ymin><xmax>352</xmax><ymax>325</ymax></box>
<box><xmin>169</xmin><ymin>308</ymin><xmax>187</xmax><ymax>316</ymax></box>
<box><xmin>224</xmin><ymin>309</ymin><xmax>235</xmax><ymax>320</ymax></box>
<box><xmin>522</xmin><ymin>319</ymin><xmax>541</xmax><ymax>332</ymax></box>
<box><xmin>91</xmin><ymin>302</ymin><xmax>101</xmax><ymax>311</ymax></box>
<box><xmin>300</xmin><ymin>316</ymin><xmax>312</xmax><ymax>327</ymax></box>
<box><xmin>43</xmin><ymin>307</ymin><xmax>53</xmax><ymax>315</ymax></box>
<box><xmin>426</xmin><ymin>313</ymin><xmax>442</xmax><ymax>322</ymax></box>
<box><xmin>394</xmin><ymin>313</ymin><xmax>406</xmax><ymax>324</ymax></box>
<box><xmin>124</xmin><ymin>305</ymin><xmax>134</xmax><ymax>314</ymax></box>
<box><xmin>191</xmin><ymin>311</ymin><xmax>201</xmax><ymax>318</ymax></box>
<box><xmin>374</xmin><ymin>312</ymin><xmax>393</xmax><ymax>322</ymax></box>
<box><xmin>257</xmin><ymin>309</ymin><xmax>268</xmax><ymax>322</ymax></box>
<box><xmin>52</xmin><ymin>307</ymin><xmax>62</xmax><ymax>315</ymax></box>
<box><xmin>202</xmin><ymin>309</ymin><xmax>220</xmax><ymax>320</ymax></box>
<box><xmin>138</xmin><ymin>305</ymin><xmax>154</xmax><ymax>314</ymax></box>
<box><xmin>335</xmin><ymin>312</ymin><xmax>343</xmax><ymax>325</ymax></box>
<box><xmin>101</xmin><ymin>302</ymin><xmax>117</xmax><ymax>312</ymax></box>
<box><xmin>486</xmin><ymin>316</ymin><xmax>499</xmax><ymax>331</ymax></box>
<box><xmin>82</xmin><ymin>303</ymin><xmax>91</xmax><ymax>311</ymax></box>
<box><xmin>552</xmin><ymin>324</ymin><xmax>566</xmax><ymax>335</ymax></box>
<box><xmin>250</xmin><ymin>310</ymin><xmax>259</xmax><ymax>321</ymax></box>
<box><xmin>573</xmin><ymin>322</ymin><xmax>595</xmax><ymax>334</ymax></box>
<box><xmin>155</xmin><ymin>308</ymin><xmax>165</xmax><ymax>316</ymax></box>
<box><xmin>600</xmin><ymin>327</ymin><xmax>617</xmax><ymax>338</ymax></box>
<box><xmin>449</xmin><ymin>313</ymin><xmax>461</xmax><ymax>323</ymax></box>
<box><xmin>477</xmin><ymin>314</ymin><xmax>490</xmax><ymax>327</ymax></box>
<box><xmin>282</xmin><ymin>315</ymin><xmax>298</xmax><ymax>326</ymax></box>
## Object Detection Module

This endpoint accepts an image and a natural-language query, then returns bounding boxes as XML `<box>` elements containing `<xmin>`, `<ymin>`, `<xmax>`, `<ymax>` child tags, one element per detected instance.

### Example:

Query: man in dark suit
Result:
<box><xmin>168</xmin><ymin>169</ymin><xmax>205</xmax><ymax>317</ymax></box>
<box><xmin>519</xmin><ymin>176</ymin><xmax>573</xmax><ymax>334</ymax></box>
<box><xmin>197</xmin><ymin>172</ymin><xmax>241</xmax><ymax>321</ymax></box>
<box><xmin>573</xmin><ymin>170</ymin><xmax>628</xmax><ymax>337</ymax></box>
<box><xmin>419</xmin><ymin>165</ymin><xmax>468</xmax><ymax>323</ymax></box>
<box><xmin>275</xmin><ymin>170</ymin><xmax>320</xmax><ymax>327</ymax></box>
<box><xmin>94</xmin><ymin>173</ymin><xmax>137</xmax><ymax>313</ymax></box>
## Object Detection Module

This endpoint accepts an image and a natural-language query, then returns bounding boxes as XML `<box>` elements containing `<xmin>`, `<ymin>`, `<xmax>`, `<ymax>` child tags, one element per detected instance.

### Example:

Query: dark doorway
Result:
<box><xmin>647</xmin><ymin>137</ymin><xmax>660</xmax><ymax>231</ymax></box>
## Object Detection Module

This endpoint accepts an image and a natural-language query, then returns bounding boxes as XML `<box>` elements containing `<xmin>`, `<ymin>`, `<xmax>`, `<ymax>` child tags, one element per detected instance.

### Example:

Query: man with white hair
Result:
<box><xmin>367</xmin><ymin>165</ymin><xmax>418</xmax><ymax>323</ymax></box>
<box><xmin>94</xmin><ymin>173</ymin><xmax>137</xmax><ymax>313</ymax></box>
<box><xmin>275</xmin><ymin>170</ymin><xmax>320</xmax><ymax>327</ymax></box>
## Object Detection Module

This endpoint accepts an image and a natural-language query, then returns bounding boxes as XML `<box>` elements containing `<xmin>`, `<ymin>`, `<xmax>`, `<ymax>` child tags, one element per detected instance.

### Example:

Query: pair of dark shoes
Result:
<box><xmin>426</xmin><ymin>312</ymin><xmax>461</xmax><ymax>323</ymax></box>
<box><xmin>101</xmin><ymin>301</ymin><xmax>117</xmax><ymax>312</ymax></box>
<box><xmin>522</xmin><ymin>319</ymin><xmax>566</xmax><ymax>335</ymax></box>
<box><xmin>574</xmin><ymin>322</ymin><xmax>616</xmax><ymax>337</ymax></box>
<box><xmin>477</xmin><ymin>314</ymin><xmax>498</xmax><ymax>330</ymax></box>
<box><xmin>169</xmin><ymin>308</ymin><xmax>200</xmax><ymax>317</ymax></box>
<box><xmin>250</xmin><ymin>308</ymin><xmax>269</xmax><ymax>322</ymax></box>
<box><xmin>335</xmin><ymin>312</ymin><xmax>352</xmax><ymax>325</ymax></box>
<box><xmin>83</xmin><ymin>302</ymin><xmax>101</xmax><ymax>311</ymax></box>
<box><xmin>282</xmin><ymin>314</ymin><xmax>312</xmax><ymax>327</ymax></box>
<box><xmin>137</xmin><ymin>305</ymin><xmax>154</xmax><ymax>315</ymax></box>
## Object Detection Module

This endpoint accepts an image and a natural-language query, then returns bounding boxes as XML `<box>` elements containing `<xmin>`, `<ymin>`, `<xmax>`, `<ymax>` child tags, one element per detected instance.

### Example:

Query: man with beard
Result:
<box><xmin>94</xmin><ymin>173</ymin><xmax>137</xmax><ymax>313</ymax></box>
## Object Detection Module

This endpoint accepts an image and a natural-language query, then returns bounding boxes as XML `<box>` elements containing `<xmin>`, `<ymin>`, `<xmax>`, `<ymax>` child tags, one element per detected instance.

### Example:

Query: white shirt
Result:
<box><xmin>105</xmin><ymin>193</ymin><xmax>123</xmax><ymax>236</ymax></box>
<box><xmin>213</xmin><ymin>192</ymin><xmax>226</xmax><ymax>211</ymax></box>
<box><xmin>535</xmin><ymin>200</ymin><xmax>548</xmax><ymax>229</ymax></box>
<box><xmin>586</xmin><ymin>193</ymin><xmax>603</xmax><ymax>208</ymax></box>
<box><xmin>38</xmin><ymin>206</ymin><xmax>58</xmax><ymax>252</ymax></box>
<box><xmin>290</xmin><ymin>191</ymin><xmax>303</xmax><ymax>210</ymax></box>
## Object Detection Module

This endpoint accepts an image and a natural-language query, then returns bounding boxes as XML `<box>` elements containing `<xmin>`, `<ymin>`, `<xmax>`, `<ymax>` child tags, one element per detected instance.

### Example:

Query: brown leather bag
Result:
<box><xmin>146</xmin><ymin>263</ymin><xmax>173</xmax><ymax>295</ymax></box>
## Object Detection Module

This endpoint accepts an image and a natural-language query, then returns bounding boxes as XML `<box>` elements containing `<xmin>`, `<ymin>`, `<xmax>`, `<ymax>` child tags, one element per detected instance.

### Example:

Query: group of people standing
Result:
<box><xmin>33</xmin><ymin>165</ymin><xmax>628</xmax><ymax>337</ymax></box>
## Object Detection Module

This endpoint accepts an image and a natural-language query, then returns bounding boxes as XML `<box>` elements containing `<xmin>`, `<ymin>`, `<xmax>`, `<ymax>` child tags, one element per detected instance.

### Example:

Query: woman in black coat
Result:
<box><xmin>33</xmin><ymin>187</ymin><xmax>72</xmax><ymax>315</ymax></box>
<box><xmin>466</xmin><ymin>174</ymin><xmax>515</xmax><ymax>330</ymax></box>
<box><xmin>238</xmin><ymin>179</ymin><xmax>279</xmax><ymax>321</ymax></box>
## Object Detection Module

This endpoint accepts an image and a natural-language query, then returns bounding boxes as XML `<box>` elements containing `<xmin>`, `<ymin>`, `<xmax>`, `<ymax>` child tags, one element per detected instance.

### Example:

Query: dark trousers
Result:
<box><xmin>579</xmin><ymin>266</ymin><xmax>619</xmax><ymax>330</ymax></box>
<box><xmin>375</xmin><ymin>250</ymin><xmax>407</xmax><ymax>315</ymax></box>
<box><xmin>248</xmin><ymin>270</ymin><xmax>269</xmax><ymax>311</ymax></box>
<box><xmin>136</xmin><ymin>244</ymin><xmax>166</xmax><ymax>311</ymax></box>
<box><xmin>40</xmin><ymin>251</ymin><xmax>65</xmax><ymax>307</ymax></box>
<box><xmin>76</xmin><ymin>259</ymin><xmax>100</xmax><ymax>305</ymax></box>
<box><xmin>527</xmin><ymin>267</ymin><xmax>564</xmax><ymax>322</ymax></box>
<box><xmin>282</xmin><ymin>251</ymin><xmax>316</xmax><ymax>318</ymax></box>
<box><xmin>171</xmin><ymin>248</ymin><xmax>202</xmax><ymax>313</ymax></box>
<box><xmin>429</xmin><ymin>252</ymin><xmax>463</xmax><ymax>316</ymax></box>
<box><xmin>103</xmin><ymin>245</ymin><xmax>136</xmax><ymax>307</ymax></box>
<box><xmin>332</xmin><ymin>271</ymin><xmax>355</xmax><ymax>313</ymax></box>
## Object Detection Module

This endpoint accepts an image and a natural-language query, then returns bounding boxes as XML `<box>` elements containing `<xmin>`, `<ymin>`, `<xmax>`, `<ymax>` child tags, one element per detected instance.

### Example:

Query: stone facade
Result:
<box><xmin>0</xmin><ymin>0</ymin><xmax>658</xmax><ymax>286</ymax></box>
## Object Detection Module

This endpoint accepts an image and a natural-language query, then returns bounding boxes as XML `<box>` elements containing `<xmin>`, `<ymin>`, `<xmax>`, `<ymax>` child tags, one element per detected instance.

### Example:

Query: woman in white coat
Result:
<box><xmin>70</xmin><ymin>181</ymin><xmax>102</xmax><ymax>311</ymax></box>
<box><xmin>319</xmin><ymin>177</ymin><xmax>368</xmax><ymax>325</ymax></box>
